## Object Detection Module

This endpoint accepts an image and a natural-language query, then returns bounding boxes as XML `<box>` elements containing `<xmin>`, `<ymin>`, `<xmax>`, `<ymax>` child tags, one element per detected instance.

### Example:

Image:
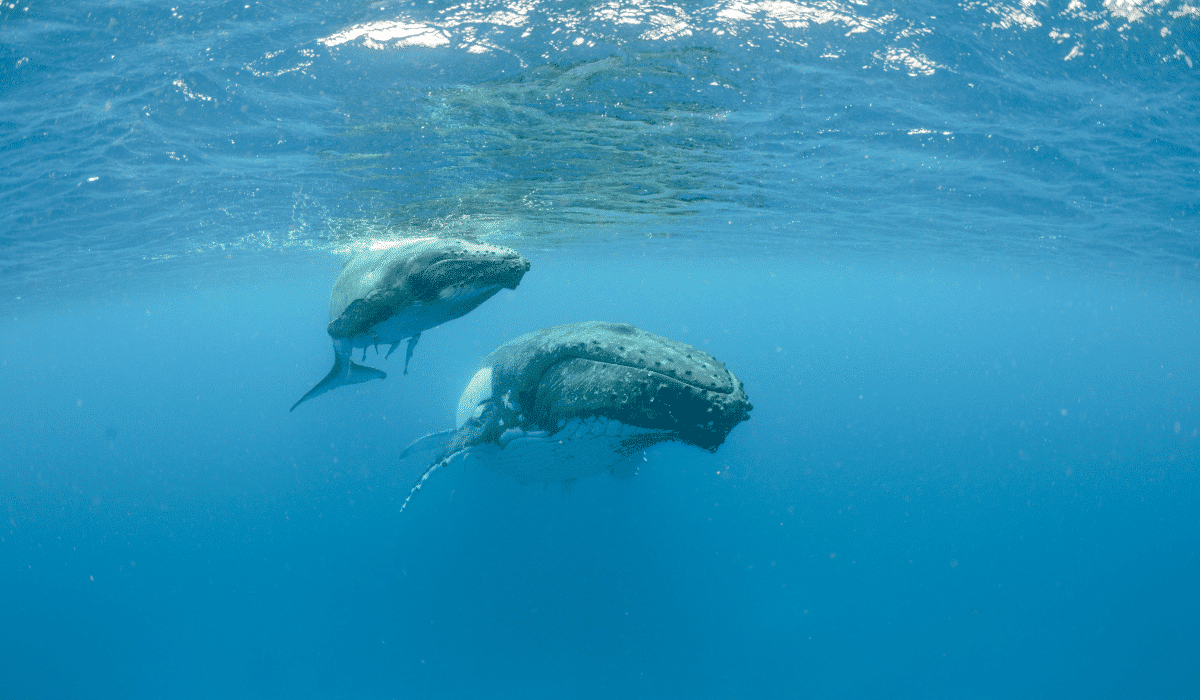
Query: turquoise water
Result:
<box><xmin>2</xmin><ymin>1</ymin><xmax>1198</xmax><ymax>698</ymax></box>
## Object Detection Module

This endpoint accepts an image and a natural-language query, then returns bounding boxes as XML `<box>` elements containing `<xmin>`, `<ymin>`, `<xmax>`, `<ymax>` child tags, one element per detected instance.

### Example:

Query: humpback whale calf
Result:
<box><xmin>291</xmin><ymin>237</ymin><xmax>530</xmax><ymax>411</ymax></box>
<box><xmin>398</xmin><ymin>321</ymin><xmax>752</xmax><ymax>511</ymax></box>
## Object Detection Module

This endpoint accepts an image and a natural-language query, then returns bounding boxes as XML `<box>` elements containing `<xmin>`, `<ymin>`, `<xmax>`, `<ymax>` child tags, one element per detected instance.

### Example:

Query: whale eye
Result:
<box><xmin>456</xmin><ymin>366</ymin><xmax>493</xmax><ymax>429</ymax></box>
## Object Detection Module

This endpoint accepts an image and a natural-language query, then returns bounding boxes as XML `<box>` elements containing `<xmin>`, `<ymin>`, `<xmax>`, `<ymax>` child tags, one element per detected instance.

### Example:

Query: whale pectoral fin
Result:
<box><xmin>385</xmin><ymin>341</ymin><xmax>401</xmax><ymax>359</ymax></box>
<box><xmin>290</xmin><ymin>350</ymin><xmax>387</xmax><ymax>412</ymax></box>
<box><xmin>403</xmin><ymin>332</ymin><xmax>421</xmax><ymax>375</ymax></box>
<box><xmin>398</xmin><ymin>428</ymin><xmax>455</xmax><ymax>461</ymax></box>
<box><xmin>399</xmin><ymin>449</ymin><xmax>466</xmax><ymax>513</ymax></box>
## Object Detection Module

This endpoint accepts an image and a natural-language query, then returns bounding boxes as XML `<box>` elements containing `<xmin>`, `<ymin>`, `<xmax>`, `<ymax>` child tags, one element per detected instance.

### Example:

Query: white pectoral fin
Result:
<box><xmin>290</xmin><ymin>348</ymin><xmax>387</xmax><ymax>411</ymax></box>
<box><xmin>398</xmin><ymin>428</ymin><xmax>456</xmax><ymax>461</ymax></box>
<box><xmin>399</xmin><ymin>449</ymin><xmax>467</xmax><ymax>513</ymax></box>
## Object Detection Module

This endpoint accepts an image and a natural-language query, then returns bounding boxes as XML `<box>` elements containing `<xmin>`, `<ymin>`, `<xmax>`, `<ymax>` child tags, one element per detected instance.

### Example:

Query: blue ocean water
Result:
<box><xmin>2</xmin><ymin>0</ymin><xmax>1198</xmax><ymax>698</ymax></box>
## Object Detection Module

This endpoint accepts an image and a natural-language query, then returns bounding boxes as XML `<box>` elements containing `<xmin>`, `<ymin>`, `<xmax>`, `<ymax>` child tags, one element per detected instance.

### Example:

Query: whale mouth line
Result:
<box><xmin>423</xmin><ymin>255</ymin><xmax>527</xmax><ymax>279</ymax></box>
<box><xmin>426</xmin><ymin>254</ymin><xmax>517</xmax><ymax>266</ymax></box>
<box><xmin>556</xmin><ymin>355</ymin><xmax>733</xmax><ymax>394</ymax></box>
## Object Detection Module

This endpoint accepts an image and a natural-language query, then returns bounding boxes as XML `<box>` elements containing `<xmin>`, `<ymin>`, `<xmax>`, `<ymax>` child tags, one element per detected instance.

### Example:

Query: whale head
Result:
<box><xmin>327</xmin><ymin>237</ymin><xmax>530</xmax><ymax>342</ymax></box>
<box><xmin>291</xmin><ymin>237</ymin><xmax>530</xmax><ymax>412</ymax></box>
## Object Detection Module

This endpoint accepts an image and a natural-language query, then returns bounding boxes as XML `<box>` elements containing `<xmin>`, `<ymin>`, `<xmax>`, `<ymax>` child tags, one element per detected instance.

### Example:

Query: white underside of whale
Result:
<box><xmin>466</xmin><ymin>416</ymin><xmax>664</xmax><ymax>484</ymax></box>
<box><xmin>346</xmin><ymin>283</ymin><xmax>504</xmax><ymax>353</ymax></box>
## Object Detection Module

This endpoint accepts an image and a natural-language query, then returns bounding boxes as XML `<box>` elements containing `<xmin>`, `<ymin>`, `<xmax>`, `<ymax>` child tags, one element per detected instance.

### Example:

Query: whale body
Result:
<box><xmin>398</xmin><ymin>321</ymin><xmax>752</xmax><ymax>511</ymax></box>
<box><xmin>291</xmin><ymin>237</ymin><xmax>530</xmax><ymax>411</ymax></box>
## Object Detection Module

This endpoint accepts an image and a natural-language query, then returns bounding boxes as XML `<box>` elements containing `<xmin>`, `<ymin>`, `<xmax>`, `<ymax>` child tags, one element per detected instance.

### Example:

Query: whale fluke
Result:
<box><xmin>290</xmin><ymin>349</ymin><xmax>388</xmax><ymax>412</ymax></box>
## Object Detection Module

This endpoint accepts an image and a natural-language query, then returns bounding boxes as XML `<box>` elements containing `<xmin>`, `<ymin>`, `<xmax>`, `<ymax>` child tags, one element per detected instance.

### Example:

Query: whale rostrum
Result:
<box><xmin>399</xmin><ymin>321</ymin><xmax>752</xmax><ymax>511</ymax></box>
<box><xmin>291</xmin><ymin>237</ymin><xmax>530</xmax><ymax>411</ymax></box>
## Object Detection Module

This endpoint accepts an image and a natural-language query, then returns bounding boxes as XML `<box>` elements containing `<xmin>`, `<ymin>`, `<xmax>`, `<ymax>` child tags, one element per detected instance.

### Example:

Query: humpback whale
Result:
<box><xmin>398</xmin><ymin>321</ymin><xmax>752</xmax><ymax>511</ymax></box>
<box><xmin>291</xmin><ymin>237</ymin><xmax>530</xmax><ymax>411</ymax></box>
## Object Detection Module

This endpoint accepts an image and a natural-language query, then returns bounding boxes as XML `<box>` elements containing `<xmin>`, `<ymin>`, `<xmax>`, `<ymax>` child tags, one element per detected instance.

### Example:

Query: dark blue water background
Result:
<box><xmin>2</xmin><ymin>0</ymin><xmax>1198</xmax><ymax>697</ymax></box>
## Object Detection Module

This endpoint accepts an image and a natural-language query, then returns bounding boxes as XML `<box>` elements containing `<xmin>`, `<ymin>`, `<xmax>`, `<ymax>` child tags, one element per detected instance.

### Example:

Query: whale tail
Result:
<box><xmin>290</xmin><ymin>349</ymin><xmax>386</xmax><ymax>411</ymax></box>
